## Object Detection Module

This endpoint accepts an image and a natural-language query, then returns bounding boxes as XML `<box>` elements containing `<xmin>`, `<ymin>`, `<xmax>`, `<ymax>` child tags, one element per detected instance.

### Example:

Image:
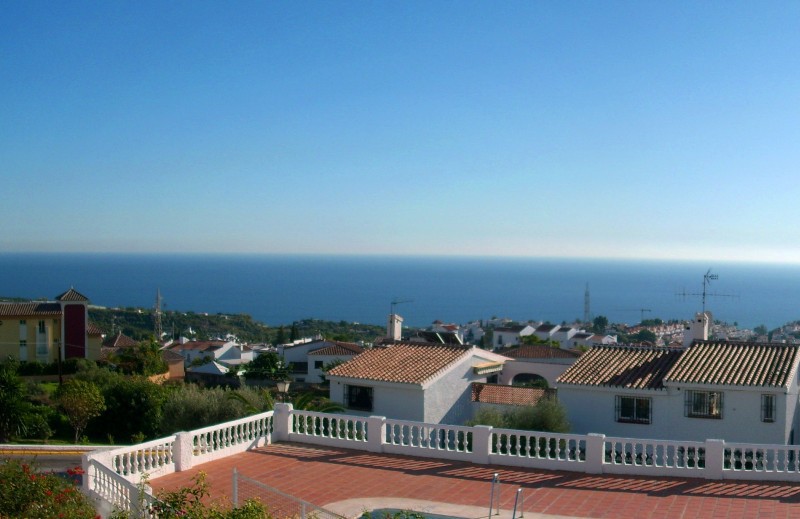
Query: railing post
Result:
<box><xmin>367</xmin><ymin>415</ymin><xmax>386</xmax><ymax>453</ymax></box>
<box><xmin>585</xmin><ymin>433</ymin><xmax>606</xmax><ymax>475</ymax></box>
<box><xmin>704</xmin><ymin>439</ymin><xmax>725</xmax><ymax>480</ymax></box>
<box><xmin>472</xmin><ymin>425</ymin><xmax>493</xmax><ymax>464</ymax></box>
<box><xmin>273</xmin><ymin>403</ymin><xmax>294</xmax><ymax>442</ymax></box>
<box><xmin>174</xmin><ymin>432</ymin><xmax>194</xmax><ymax>472</ymax></box>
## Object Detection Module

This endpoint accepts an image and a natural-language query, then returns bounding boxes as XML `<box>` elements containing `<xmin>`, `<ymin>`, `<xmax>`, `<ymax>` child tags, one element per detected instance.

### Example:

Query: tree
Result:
<box><xmin>319</xmin><ymin>359</ymin><xmax>345</xmax><ymax>385</ymax></box>
<box><xmin>289</xmin><ymin>323</ymin><xmax>299</xmax><ymax>342</ymax></box>
<box><xmin>592</xmin><ymin>316</ymin><xmax>609</xmax><ymax>334</ymax></box>
<box><xmin>0</xmin><ymin>360</ymin><xmax>34</xmax><ymax>442</ymax></box>
<box><xmin>93</xmin><ymin>376</ymin><xmax>166</xmax><ymax>442</ymax></box>
<box><xmin>468</xmin><ymin>396</ymin><xmax>570</xmax><ymax>433</ymax></box>
<box><xmin>114</xmin><ymin>339</ymin><xmax>168</xmax><ymax>376</ymax></box>
<box><xmin>754</xmin><ymin>324</ymin><xmax>768</xmax><ymax>336</ymax></box>
<box><xmin>56</xmin><ymin>379</ymin><xmax>106</xmax><ymax>443</ymax></box>
<box><xmin>274</xmin><ymin>325</ymin><xmax>287</xmax><ymax>346</ymax></box>
<box><xmin>242</xmin><ymin>352</ymin><xmax>290</xmax><ymax>381</ymax></box>
<box><xmin>632</xmin><ymin>329</ymin><xmax>657</xmax><ymax>344</ymax></box>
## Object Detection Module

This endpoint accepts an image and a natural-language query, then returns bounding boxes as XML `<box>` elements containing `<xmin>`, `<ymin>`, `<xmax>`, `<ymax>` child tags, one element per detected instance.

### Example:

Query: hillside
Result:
<box><xmin>87</xmin><ymin>306</ymin><xmax>385</xmax><ymax>344</ymax></box>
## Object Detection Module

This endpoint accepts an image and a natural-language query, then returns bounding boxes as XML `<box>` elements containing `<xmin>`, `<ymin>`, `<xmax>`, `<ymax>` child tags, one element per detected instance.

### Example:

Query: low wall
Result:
<box><xmin>83</xmin><ymin>404</ymin><xmax>800</xmax><ymax>513</ymax></box>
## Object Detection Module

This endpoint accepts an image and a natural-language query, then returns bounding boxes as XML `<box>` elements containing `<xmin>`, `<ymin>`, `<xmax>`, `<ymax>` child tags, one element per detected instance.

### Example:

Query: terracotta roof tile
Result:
<box><xmin>665</xmin><ymin>341</ymin><xmax>800</xmax><ymax>388</ymax></box>
<box><xmin>0</xmin><ymin>302</ymin><xmax>62</xmax><ymax>317</ymax></box>
<box><xmin>55</xmin><ymin>288</ymin><xmax>89</xmax><ymax>302</ymax></box>
<box><xmin>327</xmin><ymin>343</ymin><xmax>473</xmax><ymax>384</ymax></box>
<box><xmin>87</xmin><ymin>322</ymin><xmax>105</xmax><ymax>336</ymax></box>
<box><xmin>103</xmin><ymin>332</ymin><xmax>138</xmax><ymax>348</ymax></box>
<box><xmin>502</xmin><ymin>344</ymin><xmax>581</xmax><ymax>360</ymax></box>
<box><xmin>556</xmin><ymin>345</ymin><xmax>682</xmax><ymax>390</ymax></box>
<box><xmin>309</xmin><ymin>341</ymin><xmax>364</xmax><ymax>356</ymax></box>
<box><xmin>471</xmin><ymin>383</ymin><xmax>553</xmax><ymax>406</ymax></box>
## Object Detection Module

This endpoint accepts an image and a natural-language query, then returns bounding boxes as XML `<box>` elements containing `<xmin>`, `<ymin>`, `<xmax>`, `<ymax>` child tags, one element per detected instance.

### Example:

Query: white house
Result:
<box><xmin>557</xmin><ymin>341</ymin><xmax>800</xmax><ymax>445</ymax></box>
<box><xmin>552</xmin><ymin>326</ymin><xmax>579</xmax><ymax>348</ymax></box>
<box><xmin>306</xmin><ymin>341</ymin><xmax>364</xmax><ymax>384</ymax></box>
<box><xmin>327</xmin><ymin>343</ymin><xmax>510</xmax><ymax>425</ymax></box>
<box><xmin>164</xmin><ymin>340</ymin><xmax>239</xmax><ymax>366</ymax></box>
<box><xmin>492</xmin><ymin>325</ymin><xmax>535</xmax><ymax>349</ymax></box>
<box><xmin>533</xmin><ymin>323</ymin><xmax>560</xmax><ymax>342</ymax></box>
<box><xmin>497</xmin><ymin>344</ymin><xmax>581</xmax><ymax>387</ymax></box>
<box><xmin>279</xmin><ymin>339</ymin><xmax>363</xmax><ymax>383</ymax></box>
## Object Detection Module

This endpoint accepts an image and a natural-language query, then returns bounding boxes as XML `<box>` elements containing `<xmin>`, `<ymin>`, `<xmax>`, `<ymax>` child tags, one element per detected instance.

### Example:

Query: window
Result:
<box><xmin>19</xmin><ymin>340</ymin><xmax>27</xmax><ymax>362</ymax></box>
<box><xmin>345</xmin><ymin>385</ymin><xmax>373</xmax><ymax>412</ymax></box>
<box><xmin>685</xmin><ymin>390</ymin><xmax>723</xmax><ymax>419</ymax></box>
<box><xmin>615</xmin><ymin>396</ymin><xmax>651</xmax><ymax>424</ymax></box>
<box><xmin>38</xmin><ymin>320</ymin><xmax>46</xmax><ymax>333</ymax></box>
<box><xmin>762</xmin><ymin>394</ymin><xmax>776</xmax><ymax>423</ymax></box>
<box><xmin>314</xmin><ymin>361</ymin><xmax>324</xmax><ymax>369</ymax></box>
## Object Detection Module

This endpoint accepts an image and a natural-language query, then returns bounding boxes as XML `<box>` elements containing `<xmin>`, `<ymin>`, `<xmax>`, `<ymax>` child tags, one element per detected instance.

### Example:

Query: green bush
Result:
<box><xmin>159</xmin><ymin>384</ymin><xmax>248</xmax><ymax>434</ymax></box>
<box><xmin>468</xmin><ymin>397</ymin><xmax>570</xmax><ymax>433</ymax></box>
<box><xmin>0</xmin><ymin>459</ymin><xmax>98</xmax><ymax>519</ymax></box>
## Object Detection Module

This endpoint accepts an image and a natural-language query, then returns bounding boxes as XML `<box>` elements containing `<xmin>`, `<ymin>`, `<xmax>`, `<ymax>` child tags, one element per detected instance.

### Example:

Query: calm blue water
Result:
<box><xmin>0</xmin><ymin>253</ymin><xmax>798</xmax><ymax>330</ymax></box>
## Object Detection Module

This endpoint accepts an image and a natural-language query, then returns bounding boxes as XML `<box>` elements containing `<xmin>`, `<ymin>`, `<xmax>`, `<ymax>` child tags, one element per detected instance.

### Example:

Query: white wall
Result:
<box><xmin>559</xmin><ymin>385</ymin><xmax>795</xmax><ymax>444</ymax></box>
<box><xmin>499</xmin><ymin>359</ymin><xmax>572</xmax><ymax>387</ymax></box>
<box><xmin>329</xmin><ymin>379</ymin><xmax>425</xmax><ymax>422</ymax></box>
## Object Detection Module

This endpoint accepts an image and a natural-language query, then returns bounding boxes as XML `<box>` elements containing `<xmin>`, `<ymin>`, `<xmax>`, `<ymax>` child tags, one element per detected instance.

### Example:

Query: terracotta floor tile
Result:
<box><xmin>150</xmin><ymin>442</ymin><xmax>800</xmax><ymax>518</ymax></box>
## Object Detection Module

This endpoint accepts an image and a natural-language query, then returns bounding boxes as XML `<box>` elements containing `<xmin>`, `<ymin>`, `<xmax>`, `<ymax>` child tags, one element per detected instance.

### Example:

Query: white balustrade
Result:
<box><xmin>86</xmin><ymin>458</ymin><xmax>159</xmax><ymax>515</ymax></box>
<box><xmin>289</xmin><ymin>409</ymin><xmax>369</xmax><ymax>448</ymax></box>
<box><xmin>602</xmin><ymin>437</ymin><xmax>706</xmax><ymax>477</ymax></box>
<box><xmin>104</xmin><ymin>436</ymin><xmax>177</xmax><ymax>481</ymax></box>
<box><xmin>489</xmin><ymin>428</ymin><xmax>586</xmax><ymax>470</ymax></box>
<box><xmin>191</xmin><ymin>411</ymin><xmax>273</xmax><ymax>464</ymax></box>
<box><xmin>84</xmin><ymin>404</ymin><xmax>800</xmax><ymax>518</ymax></box>
<box><xmin>723</xmin><ymin>443</ymin><xmax>800</xmax><ymax>481</ymax></box>
<box><xmin>381</xmin><ymin>420</ymin><xmax>474</xmax><ymax>461</ymax></box>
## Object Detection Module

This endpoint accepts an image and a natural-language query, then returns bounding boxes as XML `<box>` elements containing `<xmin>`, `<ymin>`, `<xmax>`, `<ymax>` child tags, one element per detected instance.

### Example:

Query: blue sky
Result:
<box><xmin>2</xmin><ymin>1</ymin><xmax>799</xmax><ymax>262</ymax></box>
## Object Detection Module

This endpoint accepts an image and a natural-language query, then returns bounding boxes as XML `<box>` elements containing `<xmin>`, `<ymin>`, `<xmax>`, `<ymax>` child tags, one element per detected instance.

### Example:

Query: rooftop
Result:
<box><xmin>557</xmin><ymin>345</ymin><xmax>683</xmax><ymax>390</ymax></box>
<box><xmin>502</xmin><ymin>344</ymin><xmax>581</xmax><ymax>360</ymax></box>
<box><xmin>150</xmin><ymin>442</ymin><xmax>800</xmax><ymax>519</ymax></box>
<box><xmin>327</xmin><ymin>343</ymin><xmax>480</xmax><ymax>385</ymax></box>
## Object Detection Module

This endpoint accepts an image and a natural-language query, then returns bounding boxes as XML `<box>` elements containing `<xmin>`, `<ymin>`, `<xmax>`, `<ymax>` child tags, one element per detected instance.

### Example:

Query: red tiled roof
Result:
<box><xmin>308</xmin><ymin>341</ymin><xmax>363</xmax><ymax>357</ymax></box>
<box><xmin>665</xmin><ymin>341</ymin><xmax>800</xmax><ymax>388</ymax></box>
<box><xmin>471</xmin><ymin>383</ymin><xmax>552</xmax><ymax>406</ymax></box>
<box><xmin>502</xmin><ymin>344</ymin><xmax>581</xmax><ymax>360</ymax></box>
<box><xmin>556</xmin><ymin>345</ymin><xmax>682</xmax><ymax>390</ymax></box>
<box><xmin>327</xmin><ymin>343</ymin><xmax>473</xmax><ymax>384</ymax></box>
<box><xmin>103</xmin><ymin>332</ymin><xmax>137</xmax><ymax>348</ymax></box>
<box><xmin>161</xmin><ymin>349</ymin><xmax>186</xmax><ymax>364</ymax></box>
<box><xmin>169</xmin><ymin>340</ymin><xmax>226</xmax><ymax>351</ymax></box>
<box><xmin>87</xmin><ymin>321</ymin><xmax>105</xmax><ymax>336</ymax></box>
<box><xmin>0</xmin><ymin>302</ymin><xmax>62</xmax><ymax>317</ymax></box>
<box><xmin>55</xmin><ymin>288</ymin><xmax>89</xmax><ymax>302</ymax></box>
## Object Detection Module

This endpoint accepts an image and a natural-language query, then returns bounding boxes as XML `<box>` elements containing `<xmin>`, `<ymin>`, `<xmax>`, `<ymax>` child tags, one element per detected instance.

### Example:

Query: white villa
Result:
<box><xmin>558</xmin><ymin>341</ymin><xmax>800</xmax><ymax>445</ymax></box>
<box><xmin>278</xmin><ymin>339</ymin><xmax>363</xmax><ymax>384</ymax></box>
<box><xmin>327</xmin><ymin>342</ymin><xmax>510</xmax><ymax>424</ymax></box>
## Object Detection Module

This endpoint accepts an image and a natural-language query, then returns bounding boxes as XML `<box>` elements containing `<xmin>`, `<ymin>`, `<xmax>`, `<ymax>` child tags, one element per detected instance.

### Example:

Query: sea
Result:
<box><xmin>1</xmin><ymin>253</ymin><xmax>799</xmax><ymax>331</ymax></box>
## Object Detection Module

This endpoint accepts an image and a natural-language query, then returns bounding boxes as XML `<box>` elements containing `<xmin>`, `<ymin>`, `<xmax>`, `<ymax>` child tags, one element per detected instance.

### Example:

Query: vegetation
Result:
<box><xmin>56</xmin><ymin>379</ymin><xmax>105</xmax><ymax>442</ymax></box>
<box><xmin>111</xmin><ymin>339</ymin><xmax>169</xmax><ymax>376</ymax></box>
<box><xmin>592</xmin><ymin>315</ymin><xmax>609</xmax><ymax>334</ymax></box>
<box><xmin>468</xmin><ymin>397</ymin><xmax>570</xmax><ymax>433</ymax></box>
<box><xmin>111</xmin><ymin>472</ymin><xmax>269</xmax><ymax>519</ymax></box>
<box><xmin>241</xmin><ymin>352</ymin><xmax>291</xmax><ymax>381</ymax></box>
<box><xmin>0</xmin><ymin>460</ymin><xmax>98</xmax><ymax>519</ymax></box>
<box><xmin>87</xmin><ymin>306</ymin><xmax>385</xmax><ymax>345</ymax></box>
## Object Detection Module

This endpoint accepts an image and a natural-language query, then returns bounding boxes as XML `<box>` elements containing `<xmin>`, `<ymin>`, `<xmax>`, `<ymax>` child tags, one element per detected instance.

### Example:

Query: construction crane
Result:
<box><xmin>616</xmin><ymin>308</ymin><xmax>652</xmax><ymax>324</ymax></box>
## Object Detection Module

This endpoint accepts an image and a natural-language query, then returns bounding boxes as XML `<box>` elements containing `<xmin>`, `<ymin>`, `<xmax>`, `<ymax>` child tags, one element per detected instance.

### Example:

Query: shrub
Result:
<box><xmin>0</xmin><ymin>459</ymin><xmax>98</xmax><ymax>519</ymax></box>
<box><xmin>159</xmin><ymin>384</ymin><xmax>248</xmax><ymax>434</ymax></box>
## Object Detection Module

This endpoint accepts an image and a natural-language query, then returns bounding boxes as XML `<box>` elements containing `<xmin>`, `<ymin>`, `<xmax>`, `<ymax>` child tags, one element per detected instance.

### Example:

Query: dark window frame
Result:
<box><xmin>762</xmin><ymin>394</ymin><xmax>776</xmax><ymax>423</ymax></box>
<box><xmin>345</xmin><ymin>385</ymin><xmax>374</xmax><ymax>412</ymax></box>
<box><xmin>685</xmin><ymin>390</ymin><xmax>723</xmax><ymax>419</ymax></box>
<box><xmin>615</xmin><ymin>395</ymin><xmax>652</xmax><ymax>424</ymax></box>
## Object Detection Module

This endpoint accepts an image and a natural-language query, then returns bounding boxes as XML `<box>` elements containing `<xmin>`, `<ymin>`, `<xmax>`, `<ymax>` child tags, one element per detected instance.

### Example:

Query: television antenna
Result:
<box><xmin>390</xmin><ymin>298</ymin><xmax>413</xmax><ymax>315</ymax></box>
<box><xmin>676</xmin><ymin>269</ymin><xmax>737</xmax><ymax>313</ymax></box>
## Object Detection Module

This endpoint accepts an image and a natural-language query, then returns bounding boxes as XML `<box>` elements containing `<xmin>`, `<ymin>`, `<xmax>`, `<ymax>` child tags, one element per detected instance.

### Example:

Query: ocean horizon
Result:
<box><xmin>1</xmin><ymin>253</ymin><xmax>799</xmax><ymax>331</ymax></box>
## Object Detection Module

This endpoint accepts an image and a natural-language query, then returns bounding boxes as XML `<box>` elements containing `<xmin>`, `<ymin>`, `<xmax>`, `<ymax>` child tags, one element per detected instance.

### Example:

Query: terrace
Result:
<box><xmin>84</xmin><ymin>404</ymin><xmax>800</xmax><ymax>518</ymax></box>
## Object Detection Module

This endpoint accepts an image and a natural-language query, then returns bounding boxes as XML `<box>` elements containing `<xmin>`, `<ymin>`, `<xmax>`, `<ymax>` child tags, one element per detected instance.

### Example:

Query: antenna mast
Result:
<box><xmin>676</xmin><ymin>269</ymin><xmax>736</xmax><ymax>313</ymax></box>
<box><xmin>584</xmin><ymin>283</ymin><xmax>590</xmax><ymax>323</ymax></box>
<box><xmin>154</xmin><ymin>289</ymin><xmax>163</xmax><ymax>340</ymax></box>
<box><xmin>390</xmin><ymin>298</ymin><xmax>413</xmax><ymax>315</ymax></box>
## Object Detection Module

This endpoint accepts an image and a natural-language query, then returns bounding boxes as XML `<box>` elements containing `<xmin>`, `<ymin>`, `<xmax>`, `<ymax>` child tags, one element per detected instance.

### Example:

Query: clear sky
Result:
<box><xmin>2</xmin><ymin>1</ymin><xmax>799</xmax><ymax>263</ymax></box>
